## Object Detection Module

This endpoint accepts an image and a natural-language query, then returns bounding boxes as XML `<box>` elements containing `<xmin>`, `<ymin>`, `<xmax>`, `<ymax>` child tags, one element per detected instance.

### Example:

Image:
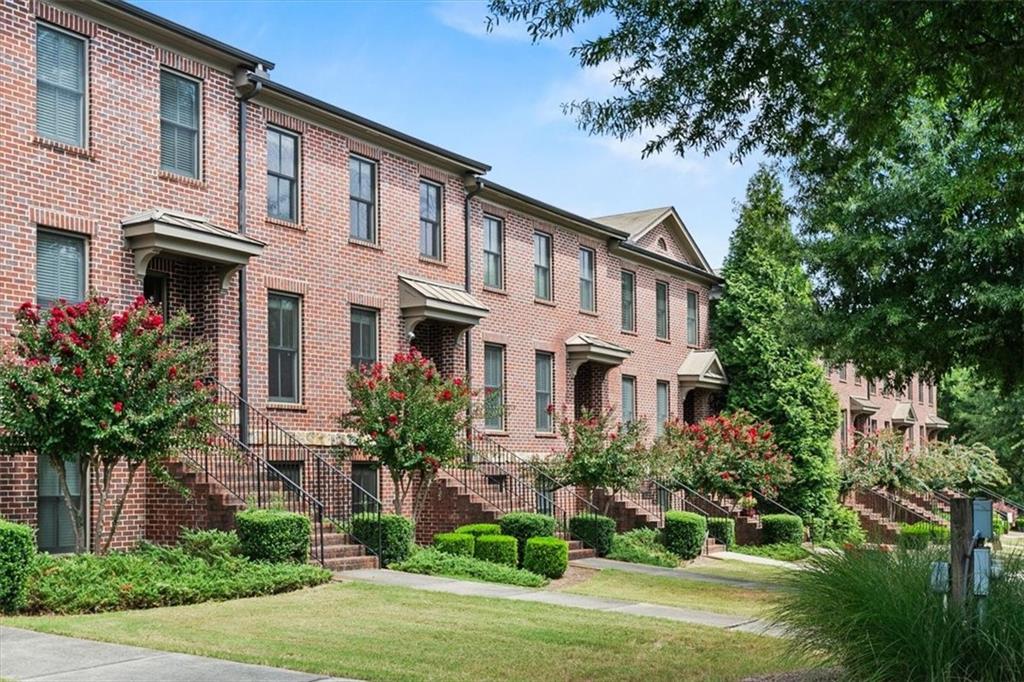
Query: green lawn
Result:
<box><xmin>4</xmin><ymin>582</ymin><xmax>812</xmax><ymax>682</ymax></box>
<box><xmin>562</xmin><ymin>569</ymin><xmax>778</xmax><ymax>618</ymax></box>
<box><xmin>684</xmin><ymin>558</ymin><xmax>790</xmax><ymax>583</ymax></box>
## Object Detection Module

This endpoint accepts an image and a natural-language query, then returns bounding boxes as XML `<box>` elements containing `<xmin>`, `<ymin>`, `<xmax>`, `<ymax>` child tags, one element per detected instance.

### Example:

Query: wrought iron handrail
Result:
<box><xmin>653</xmin><ymin>477</ymin><xmax>732</xmax><ymax>518</ymax></box>
<box><xmin>976</xmin><ymin>486</ymin><xmax>1024</xmax><ymax>514</ymax></box>
<box><xmin>750</xmin><ymin>489</ymin><xmax>803</xmax><ymax>520</ymax></box>
<box><xmin>859</xmin><ymin>486</ymin><xmax>937</xmax><ymax>526</ymax></box>
<box><xmin>208</xmin><ymin>379</ymin><xmax>384</xmax><ymax>560</ymax></box>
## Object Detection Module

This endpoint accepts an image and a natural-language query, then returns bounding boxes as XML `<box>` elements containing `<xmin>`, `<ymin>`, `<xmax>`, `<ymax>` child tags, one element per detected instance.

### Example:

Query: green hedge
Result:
<box><xmin>351</xmin><ymin>513</ymin><xmax>414</xmax><ymax>567</ymax></box>
<box><xmin>897</xmin><ymin>522</ymin><xmax>950</xmax><ymax>549</ymax></box>
<box><xmin>391</xmin><ymin>548</ymin><xmax>547</xmax><ymax>587</ymax></box>
<box><xmin>761</xmin><ymin>514</ymin><xmax>804</xmax><ymax>545</ymax></box>
<box><xmin>500</xmin><ymin>512</ymin><xmax>556</xmax><ymax>562</ymax></box>
<box><xmin>523</xmin><ymin>536</ymin><xmax>569</xmax><ymax>578</ymax></box>
<box><xmin>663</xmin><ymin>511</ymin><xmax>706</xmax><ymax>560</ymax></box>
<box><xmin>706</xmin><ymin>517</ymin><xmax>735</xmax><ymax>548</ymax></box>
<box><xmin>453</xmin><ymin>523</ymin><xmax>502</xmax><ymax>538</ymax></box>
<box><xmin>568</xmin><ymin>515</ymin><xmax>616</xmax><ymax>556</ymax></box>
<box><xmin>0</xmin><ymin>520</ymin><xmax>35</xmax><ymax>614</ymax></box>
<box><xmin>474</xmin><ymin>534</ymin><xmax>518</xmax><ymax>567</ymax></box>
<box><xmin>235</xmin><ymin>509</ymin><xmax>310</xmax><ymax>563</ymax></box>
<box><xmin>993</xmin><ymin>515</ymin><xmax>1008</xmax><ymax>538</ymax></box>
<box><xmin>607</xmin><ymin>528</ymin><xmax>679</xmax><ymax>567</ymax></box>
<box><xmin>178</xmin><ymin>528</ymin><xmax>240</xmax><ymax>562</ymax></box>
<box><xmin>433</xmin><ymin>532</ymin><xmax>474</xmax><ymax>557</ymax></box>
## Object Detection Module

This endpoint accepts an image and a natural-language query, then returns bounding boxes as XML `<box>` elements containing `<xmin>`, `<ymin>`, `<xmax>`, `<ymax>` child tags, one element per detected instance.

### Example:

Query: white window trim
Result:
<box><xmin>579</xmin><ymin>246</ymin><xmax>596</xmax><ymax>313</ymax></box>
<box><xmin>349</xmin><ymin>153</ymin><xmax>378</xmax><ymax>243</ymax></box>
<box><xmin>621</xmin><ymin>269</ymin><xmax>636</xmax><ymax>333</ymax></box>
<box><xmin>656</xmin><ymin>280</ymin><xmax>671</xmax><ymax>340</ymax></box>
<box><xmin>419</xmin><ymin>178</ymin><xmax>444</xmax><ymax>261</ymax></box>
<box><xmin>36</xmin><ymin>228</ymin><xmax>88</xmax><ymax>306</ymax></box>
<box><xmin>534</xmin><ymin>230</ymin><xmax>553</xmax><ymax>302</ymax></box>
<box><xmin>482</xmin><ymin>213</ymin><xmax>505</xmax><ymax>290</ymax></box>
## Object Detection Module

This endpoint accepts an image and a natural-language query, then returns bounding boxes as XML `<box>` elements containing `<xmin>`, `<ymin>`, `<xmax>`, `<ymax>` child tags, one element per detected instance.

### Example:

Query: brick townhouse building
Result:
<box><xmin>826</xmin><ymin>363</ymin><xmax>947</xmax><ymax>455</ymax></box>
<box><xmin>0</xmin><ymin>0</ymin><xmax>728</xmax><ymax>556</ymax></box>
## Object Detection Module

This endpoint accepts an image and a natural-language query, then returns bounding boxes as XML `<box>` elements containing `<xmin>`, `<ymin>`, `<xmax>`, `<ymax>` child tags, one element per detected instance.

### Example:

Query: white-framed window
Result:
<box><xmin>656</xmin><ymin>281</ymin><xmax>670</xmax><ymax>339</ymax></box>
<box><xmin>579</xmin><ymin>247</ymin><xmax>595</xmax><ymax>312</ymax></box>
<box><xmin>36</xmin><ymin>23</ymin><xmax>86</xmax><ymax>147</ymax></box>
<box><xmin>267</xmin><ymin>126</ymin><xmax>299</xmax><ymax>222</ymax></box>
<box><xmin>350</xmin><ymin>306</ymin><xmax>378</xmax><ymax>369</ymax></box>
<box><xmin>656</xmin><ymin>381</ymin><xmax>670</xmax><ymax>436</ymax></box>
<box><xmin>686</xmin><ymin>290</ymin><xmax>698</xmax><ymax>345</ymax></box>
<box><xmin>268</xmin><ymin>292</ymin><xmax>301</xmax><ymax>403</ymax></box>
<box><xmin>838</xmin><ymin>363</ymin><xmax>848</xmax><ymax>382</ymax></box>
<box><xmin>484</xmin><ymin>344</ymin><xmax>505</xmax><ymax>430</ymax></box>
<box><xmin>621</xmin><ymin>270</ymin><xmax>635</xmax><ymax>332</ymax></box>
<box><xmin>159</xmin><ymin>69</ymin><xmax>200</xmax><ymax>178</ymax></box>
<box><xmin>621</xmin><ymin>375</ymin><xmax>636</xmax><ymax>424</ymax></box>
<box><xmin>419</xmin><ymin>179</ymin><xmax>442</xmax><ymax>259</ymax></box>
<box><xmin>483</xmin><ymin>215</ymin><xmax>503</xmax><ymax>289</ymax></box>
<box><xmin>535</xmin><ymin>352</ymin><xmax>554</xmax><ymax>433</ymax></box>
<box><xmin>349</xmin><ymin>155</ymin><xmax>376</xmax><ymax>242</ymax></box>
<box><xmin>534</xmin><ymin>231</ymin><xmax>552</xmax><ymax>301</ymax></box>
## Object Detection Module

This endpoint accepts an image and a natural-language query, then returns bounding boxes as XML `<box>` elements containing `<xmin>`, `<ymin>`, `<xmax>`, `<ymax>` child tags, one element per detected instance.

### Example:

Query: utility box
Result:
<box><xmin>973</xmin><ymin>499</ymin><xmax>993</xmax><ymax>540</ymax></box>
<box><xmin>973</xmin><ymin>548</ymin><xmax>991</xmax><ymax>596</ymax></box>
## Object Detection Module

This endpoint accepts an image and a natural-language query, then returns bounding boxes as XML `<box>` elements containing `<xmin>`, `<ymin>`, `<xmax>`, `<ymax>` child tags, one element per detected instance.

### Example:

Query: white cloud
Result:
<box><xmin>430</xmin><ymin>1</ymin><xmax>530</xmax><ymax>40</ymax></box>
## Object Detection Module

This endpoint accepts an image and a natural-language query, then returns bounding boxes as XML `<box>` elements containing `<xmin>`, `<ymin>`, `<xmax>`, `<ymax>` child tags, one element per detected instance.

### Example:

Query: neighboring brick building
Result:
<box><xmin>0</xmin><ymin>0</ymin><xmax>726</xmax><ymax>554</ymax></box>
<box><xmin>826</xmin><ymin>363</ymin><xmax>947</xmax><ymax>455</ymax></box>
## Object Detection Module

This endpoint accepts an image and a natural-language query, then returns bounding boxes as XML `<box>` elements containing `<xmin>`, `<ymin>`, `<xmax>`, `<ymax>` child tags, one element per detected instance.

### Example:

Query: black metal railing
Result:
<box><xmin>449</xmin><ymin>428</ymin><xmax>603</xmax><ymax>548</ymax></box>
<box><xmin>195</xmin><ymin>379</ymin><xmax>384</xmax><ymax>564</ymax></box>
<box><xmin>855</xmin><ymin>487</ymin><xmax>935</xmax><ymax>526</ymax></box>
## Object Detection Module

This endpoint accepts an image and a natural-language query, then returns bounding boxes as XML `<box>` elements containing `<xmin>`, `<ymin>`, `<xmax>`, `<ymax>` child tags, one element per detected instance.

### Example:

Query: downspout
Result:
<box><xmin>235</xmin><ymin>68</ymin><xmax>263</xmax><ymax>447</ymax></box>
<box><xmin>463</xmin><ymin>175</ymin><xmax>484</xmax><ymax>403</ymax></box>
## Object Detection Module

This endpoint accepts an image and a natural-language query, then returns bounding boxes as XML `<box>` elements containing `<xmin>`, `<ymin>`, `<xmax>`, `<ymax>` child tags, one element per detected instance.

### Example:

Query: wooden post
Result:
<box><xmin>949</xmin><ymin>497</ymin><xmax>973</xmax><ymax>607</ymax></box>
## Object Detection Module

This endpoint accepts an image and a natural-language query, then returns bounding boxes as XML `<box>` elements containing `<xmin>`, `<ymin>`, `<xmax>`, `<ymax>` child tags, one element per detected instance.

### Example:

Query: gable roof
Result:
<box><xmin>593</xmin><ymin>206</ymin><xmax>714</xmax><ymax>274</ymax></box>
<box><xmin>677</xmin><ymin>350</ymin><xmax>729</xmax><ymax>389</ymax></box>
<box><xmin>891</xmin><ymin>401</ymin><xmax>918</xmax><ymax>425</ymax></box>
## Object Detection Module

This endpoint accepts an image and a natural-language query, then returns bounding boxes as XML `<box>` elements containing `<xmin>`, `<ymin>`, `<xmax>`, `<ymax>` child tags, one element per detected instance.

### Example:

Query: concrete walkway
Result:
<box><xmin>340</xmin><ymin>569</ymin><xmax>784</xmax><ymax>637</ymax></box>
<box><xmin>570</xmin><ymin>557</ymin><xmax>780</xmax><ymax>590</ymax></box>
<box><xmin>0</xmin><ymin>626</ymin><xmax>358</xmax><ymax>682</ymax></box>
<box><xmin>711</xmin><ymin>551</ymin><xmax>800</xmax><ymax>568</ymax></box>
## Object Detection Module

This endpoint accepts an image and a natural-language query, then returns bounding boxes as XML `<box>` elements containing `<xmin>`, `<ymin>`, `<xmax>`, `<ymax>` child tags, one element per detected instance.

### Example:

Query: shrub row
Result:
<box><xmin>500</xmin><ymin>512</ymin><xmax>555</xmax><ymax>562</ymax></box>
<box><xmin>760</xmin><ymin>514</ymin><xmax>805</xmax><ymax>545</ymax></box>
<box><xmin>0</xmin><ymin>520</ymin><xmax>35</xmax><ymax>614</ymax></box>
<box><xmin>897</xmin><ymin>522</ymin><xmax>950</xmax><ymax>550</ymax></box>
<box><xmin>351</xmin><ymin>513</ymin><xmax>414</xmax><ymax>567</ymax></box>
<box><xmin>522</xmin><ymin>536</ymin><xmax>568</xmax><ymax>579</ymax></box>
<box><xmin>607</xmin><ymin>528</ymin><xmax>678</xmax><ymax>568</ymax></box>
<box><xmin>391</xmin><ymin>548</ymin><xmax>547</xmax><ymax>587</ymax></box>
<box><xmin>706</xmin><ymin>517</ymin><xmax>735</xmax><ymax>548</ymax></box>
<box><xmin>569</xmin><ymin>515</ymin><xmax>616</xmax><ymax>556</ymax></box>
<box><xmin>663</xmin><ymin>511</ymin><xmax>706</xmax><ymax>560</ymax></box>
<box><xmin>235</xmin><ymin>509</ymin><xmax>310</xmax><ymax>563</ymax></box>
<box><xmin>435</xmin><ymin>513</ymin><xmax>568</xmax><ymax>578</ymax></box>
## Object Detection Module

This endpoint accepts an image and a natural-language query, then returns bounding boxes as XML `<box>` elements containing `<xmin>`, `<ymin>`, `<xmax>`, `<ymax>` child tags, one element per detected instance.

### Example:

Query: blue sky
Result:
<box><xmin>138</xmin><ymin>0</ymin><xmax>760</xmax><ymax>268</ymax></box>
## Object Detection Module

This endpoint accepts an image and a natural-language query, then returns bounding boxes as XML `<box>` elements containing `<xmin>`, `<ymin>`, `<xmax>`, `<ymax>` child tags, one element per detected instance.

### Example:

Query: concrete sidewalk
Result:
<box><xmin>0</xmin><ymin>626</ymin><xmax>358</xmax><ymax>682</ymax></box>
<box><xmin>340</xmin><ymin>569</ymin><xmax>784</xmax><ymax>637</ymax></box>
<box><xmin>711</xmin><ymin>551</ymin><xmax>801</xmax><ymax>568</ymax></box>
<box><xmin>570</xmin><ymin>557</ymin><xmax>780</xmax><ymax>590</ymax></box>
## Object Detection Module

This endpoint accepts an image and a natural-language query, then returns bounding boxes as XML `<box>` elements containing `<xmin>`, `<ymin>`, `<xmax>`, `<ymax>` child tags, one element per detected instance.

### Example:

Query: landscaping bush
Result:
<box><xmin>0</xmin><ymin>520</ymin><xmax>35</xmax><ymax>614</ymax></box>
<box><xmin>808</xmin><ymin>504</ymin><xmax>866</xmax><ymax>546</ymax></box>
<box><xmin>351</xmin><ymin>512</ymin><xmax>414</xmax><ymax>567</ymax></box>
<box><xmin>760</xmin><ymin>514</ymin><xmax>804</xmax><ymax>546</ymax></box>
<box><xmin>733</xmin><ymin>543</ymin><xmax>810</xmax><ymax>562</ymax></box>
<box><xmin>453</xmin><ymin>523</ymin><xmax>502</xmax><ymax>538</ymax></box>
<box><xmin>433</xmin><ymin>532</ymin><xmax>474</xmax><ymax>557</ymax></box>
<box><xmin>568</xmin><ymin>514</ymin><xmax>616</xmax><ymax>556</ymax></box>
<box><xmin>500</xmin><ymin>512</ymin><xmax>556</xmax><ymax>562</ymax></box>
<box><xmin>897</xmin><ymin>522</ymin><xmax>950</xmax><ymax>549</ymax></box>
<box><xmin>607</xmin><ymin>528</ymin><xmax>678</xmax><ymax>568</ymax></box>
<box><xmin>706</xmin><ymin>517</ymin><xmax>735</xmax><ymax>548</ymax></box>
<box><xmin>23</xmin><ymin>544</ymin><xmax>329</xmax><ymax>614</ymax></box>
<box><xmin>474</xmin><ymin>534</ymin><xmax>518</xmax><ymax>567</ymax></box>
<box><xmin>663</xmin><ymin>511</ymin><xmax>706</xmax><ymax>560</ymax></box>
<box><xmin>993</xmin><ymin>515</ymin><xmax>1008</xmax><ymax>538</ymax></box>
<box><xmin>522</xmin><ymin>536</ymin><xmax>568</xmax><ymax>578</ymax></box>
<box><xmin>391</xmin><ymin>547</ymin><xmax>547</xmax><ymax>587</ymax></box>
<box><xmin>178</xmin><ymin>528</ymin><xmax>240</xmax><ymax>562</ymax></box>
<box><xmin>775</xmin><ymin>548</ymin><xmax>1024</xmax><ymax>680</ymax></box>
<box><xmin>235</xmin><ymin>509</ymin><xmax>310</xmax><ymax>563</ymax></box>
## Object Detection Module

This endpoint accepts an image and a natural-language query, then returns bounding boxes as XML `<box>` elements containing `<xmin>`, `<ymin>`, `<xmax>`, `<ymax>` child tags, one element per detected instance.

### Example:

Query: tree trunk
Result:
<box><xmin>391</xmin><ymin>470</ymin><xmax>405</xmax><ymax>516</ymax></box>
<box><xmin>411</xmin><ymin>471</ymin><xmax>435</xmax><ymax>523</ymax></box>
<box><xmin>93</xmin><ymin>462</ymin><xmax>113</xmax><ymax>555</ymax></box>
<box><xmin>101</xmin><ymin>461</ymin><xmax>142</xmax><ymax>554</ymax></box>
<box><xmin>52</xmin><ymin>454</ymin><xmax>88</xmax><ymax>553</ymax></box>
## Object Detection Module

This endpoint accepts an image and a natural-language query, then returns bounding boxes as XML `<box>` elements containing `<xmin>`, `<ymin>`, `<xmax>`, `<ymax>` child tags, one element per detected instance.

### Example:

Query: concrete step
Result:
<box><xmin>323</xmin><ymin>554</ymin><xmax>379</xmax><ymax>571</ymax></box>
<box><xmin>568</xmin><ymin>547</ymin><xmax>597</xmax><ymax>560</ymax></box>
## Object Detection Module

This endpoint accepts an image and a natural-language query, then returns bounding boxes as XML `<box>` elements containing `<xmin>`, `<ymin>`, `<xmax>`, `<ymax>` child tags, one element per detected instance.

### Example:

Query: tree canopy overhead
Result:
<box><xmin>489</xmin><ymin>0</ymin><xmax>1024</xmax><ymax>388</ymax></box>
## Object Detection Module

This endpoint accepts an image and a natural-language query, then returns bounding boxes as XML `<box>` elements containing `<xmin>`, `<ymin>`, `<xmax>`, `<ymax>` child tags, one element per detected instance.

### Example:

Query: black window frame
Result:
<box><xmin>267</xmin><ymin>125</ymin><xmax>299</xmax><ymax>222</ymax></box>
<box><xmin>621</xmin><ymin>375</ymin><xmax>637</xmax><ymax>424</ymax></box>
<box><xmin>484</xmin><ymin>343</ymin><xmax>505</xmax><ymax>431</ymax></box>
<box><xmin>686</xmin><ymin>290</ymin><xmax>698</xmax><ymax>345</ymax></box>
<box><xmin>535</xmin><ymin>351</ymin><xmax>554</xmax><ymax>433</ymax></box>
<box><xmin>159</xmin><ymin>68</ymin><xmax>201</xmax><ymax>179</ymax></box>
<box><xmin>483</xmin><ymin>214</ymin><xmax>504</xmax><ymax>289</ymax></box>
<box><xmin>656</xmin><ymin>380</ymin><xmax>670</xmax><ymax>436</ymax></box>
<box><xmin>350</xmin><ymin>306</ymin><xmax>379</xmax><ymax>369</ymax></box>
<box><xmin>267</xmin><ymin>291</ymin><xmax>301</xmax><ymax>404</ymax></box>
<box><xmin>620</xmin><ymin>269</ymin><xmax>636</xmax><ymax>332</ymax></box>
<box><xmin>655</xmin><ymin>281</ymin><xmax>670</xmax><ymax>340</ymax></box>
<box><xmin>349</xmin><ymin>154</ymin><xmax>376</xmax><ymax>242</ymax></box>
<box><xmin>419</xmin><ymin>179</ymin><xmax>442</xmax><ymax>260</ymax></box>
<box><xmin>579</xmin><ymin>246</ymin><xmax>596</xmax><ymax>312</ymax></box>
<box><xmin>534</xmin><ymin>231</ymin><xmax>552</xmax><ymax>301</ymax></box>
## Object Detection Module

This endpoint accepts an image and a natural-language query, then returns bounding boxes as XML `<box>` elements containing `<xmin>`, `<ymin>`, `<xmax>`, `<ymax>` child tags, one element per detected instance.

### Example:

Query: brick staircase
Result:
<box><xmin>318</xmin><ymin>529</ymin><xmax>379</xmax><ymax>571</ymax></box>
<box><xmin>843</xmin><ymin>493</ymin><xmax>902</xmax><ymax>544</ymax></box>
<box><xmin>592</xmin><ymin>489</ymin><xmax>662</xmax><ymax>532</ymax></box>
<box><xmin>842</xmin><ymin>487</ymin><xmax>947</xmax><ymax>544</ymax></box>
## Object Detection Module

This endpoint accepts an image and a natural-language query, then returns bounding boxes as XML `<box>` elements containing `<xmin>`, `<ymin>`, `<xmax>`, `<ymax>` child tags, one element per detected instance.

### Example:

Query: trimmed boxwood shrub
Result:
<box><xmin>568</xmin><ymin>514</ymin><xmax>616</xmax><ymax>556</ymax></box>
<box><xmin>0</xmin><ymin>520</ymin><xmax>35</xmax><ymax>614</ymax></box>
<box><xmin>523</xmin><ymin>536</ymin><xmax>569</xmax><ymax>578</ymax></box>
<box><xmin>178</xmin><ymin>528</ymin><xmax>240</xmax><ymax>562</ymax></box>
<box><xmin>897</xmin><ymin>522</ymin><xmax>950</xmax><ymax>549</ymax></box>
<box><xmin>453</xmin><ymin>523</ymin><xmax>502</xmax><ymax>538</ymax></box>
<box><xmin>663</xmin><ymin>511</ymin><xmax>706</xmax><ymax>560</ymax></box>
<box><xmin>235</xmin><ymin>509</ymin><xmax>310</xmax><ymax>563</ymax></box>
<box><xmin>707</xmin><ymin>517</ymin><xmax>735</xmax><ymax>548</ymax></box>
<box><xmin>761</xmin><ymin>514</ymin><xmax>805</xmax><ymax>545</ymax></box>
<box><xmin>474</xmin><ymin>534</ymin><xmax>518</xmax><ymax>567</ymax></box>
<box><xmin>500</xmin><ymin>512</ymin><xmax>556</xmax><ymax>562</ymax></box>
<box><xmin>433</xmin><ymin>532</ymin><xmax>474</xmax><ymax>557</ymax></box>
<box><xmin>351</xmin><ymin>513</ymin><xmax>414</xmax><ymax>567</ymax></box>
<box><xmin>391</xmin><ymin>548</ymin><xmax>547</xmax><ymax>587</ymax></box>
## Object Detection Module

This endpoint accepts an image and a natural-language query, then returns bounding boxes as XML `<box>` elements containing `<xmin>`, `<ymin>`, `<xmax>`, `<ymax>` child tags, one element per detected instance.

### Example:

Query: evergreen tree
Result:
<box><xmin>712</xmin><ymin>168</ymin><xmax>839</xmax><ymax>518</ymax></box>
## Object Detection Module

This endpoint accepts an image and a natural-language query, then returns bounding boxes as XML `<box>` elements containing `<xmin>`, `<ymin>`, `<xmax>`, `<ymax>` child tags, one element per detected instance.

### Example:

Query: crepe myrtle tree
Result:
<box><xmin>557</xmin><ymin>407</ymin><xmax>651</xmax><ymax>514</ymax></box>
<box><xmin>342</xmin><ymin>348</ymin><xmax>472</xmax><ymax>520</ymax></box>
<box><xmin>0</xmin><ymin>295</ymin><xmax>221</xmax><ymax>554</ymax></box>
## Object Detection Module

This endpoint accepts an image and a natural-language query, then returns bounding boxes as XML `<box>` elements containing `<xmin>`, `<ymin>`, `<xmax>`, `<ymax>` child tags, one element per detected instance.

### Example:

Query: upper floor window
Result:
<box><xmin>534</xmin><ymin>232</ymin><xmax>552</xmax><ymax>301</ymax></box>
<box><xmin>535</xmin><ymin>352</ymin><xmax>554</xmax><ymax>433</ymax></box>
<box><xmin>620</xmin><ymin>270</ymin><xmax>635</xmax><ymax>332</ymax></box>
<box><xmin>159</xmin><ymin>70</ymin><xmax>199</xmax><ymax>178</ymax></box>
<box><xmin>268</xmin><ymin>292</ymin><xmax>300</xmax><ymax>403</ymax></box>
<box><xmin>917</xmin><ymin>377</ymin><xmax>924</xmax><ymax>404</ymax></box>
<box><xmin>621</xmin><ymin>375</ymin><xmax>636</xmax><ymax>423</ymax></box>
<box><xmin>267</xmin><ymin>127</ymin><xmax>298</xmax><ymax>222</ymax></box>
<box><xmin>484</xmin><ymin>344</ymin><xmax>505</xmax><ymax>430</ymax></box>
<box><xmin>655</xmin><ymin>281</ymin><xmax>669</xmax><ymax>339</ymax></box>
<box><xmin>483</xmin><ymin>215</ymin><xmax>503</xmax><ymax>289</ymax></box>
<box><xmin>419</xmin><ymin>180</ymin><xmax>442</xmax><ymax>259</ymax></box>
<box><xmin>579</xmin><ymin>247</ymin><xmax>595</xmax><ymax>312</ymax></box>
<box><xmin>36</xmin><ymin>24</ymin><xmax>85</xmax><ymax>147</ymax></box>
<box><xmin>349</xmin><ymin>155</ymin><xmax>376</xmax><ymax>241</ymax></box>
<box><xmin>838</xmin><ymin>363</ymin><xmax>848</xmax><ymax>382</ymax></box>
<box><xmin>36</xmin><ymin>230</ymin><xmax>85</xmax><ymax>307</ymax></box>
<box><xmin>656</xmin><ymin>381</ymin><xmax>670</xmax><ymax>436</ymax></box>
<box><xmin>686</xmin><ymin>290</ymin><xmax>698</xmax><ymax>345</ymax></box>
<box><xmin>907</xmin><ymin>380</ymin><xmax>914</xmax><ymax>402</ymax></box>
<box><xmin>867</xmin><ymin>379</ymin><xmax>876</xmax><ymax>398</ymax></box>
<box><xmin>350</xmin><ymin>306</ymin><xmax>378</xmax><ymax>369</ymax></box>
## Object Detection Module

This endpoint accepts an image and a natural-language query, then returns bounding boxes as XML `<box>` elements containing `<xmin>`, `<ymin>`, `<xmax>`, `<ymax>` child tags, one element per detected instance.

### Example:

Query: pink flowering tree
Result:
<box><xmin>654</xmin><ymin>410</ymin><xmax>794</xmax><ymax>503</ymax></box>
<box><xmin>557</xmin><ymin>408</ymin><xmax>651</xmax><ymax>514</ymax></box>
<box><xmin>342</xmin><ymin>348</ymin><xmax>472</xmax><ymax>520</ymax></box>
<box><xmin>0</xmin><ymin>296</ymin><xmax>221</xmax><ymax>554</ymax></box>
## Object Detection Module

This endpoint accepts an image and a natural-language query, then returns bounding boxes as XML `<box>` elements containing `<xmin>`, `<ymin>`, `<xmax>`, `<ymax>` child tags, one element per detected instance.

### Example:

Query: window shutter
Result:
<box><xmin>36</xmin><ymin>232</ymin><xmax>84</xmax><ymax>306</ymax></box>
<box><xmin>160</xmin><ymin>71</ymin><xmax>198</xmax><ymax>177</ymax></box>
<box><xmin>37</xmin><ymin>26</ymin><xmax>84</xmax><ymax>146</ymax></box>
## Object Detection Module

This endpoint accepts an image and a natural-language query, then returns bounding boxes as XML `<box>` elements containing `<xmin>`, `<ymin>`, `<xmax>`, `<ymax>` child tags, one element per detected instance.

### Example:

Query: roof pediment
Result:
<box><xmin>677</xmin><ymin>350</ymin><xmax>729</xmax><ymax>390</ymax></box>
<box><xmin>891</xmin><ymin>401</ymin><xmax>918</xmax><ymax>425</ymax></box>
<box><xmin>565</xmin><ymin>333</ymin><xmax>632</xmax><ymax>376</ymax></box>
<box><xmin>593</xmin><ymin>206</ymin><xmax>713</xmax><ymax>275</ymax></box>
<box><xmin>399</xmin><ymin>274</ymin><xmax>488</xmax><ymax>337</ymax></box>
